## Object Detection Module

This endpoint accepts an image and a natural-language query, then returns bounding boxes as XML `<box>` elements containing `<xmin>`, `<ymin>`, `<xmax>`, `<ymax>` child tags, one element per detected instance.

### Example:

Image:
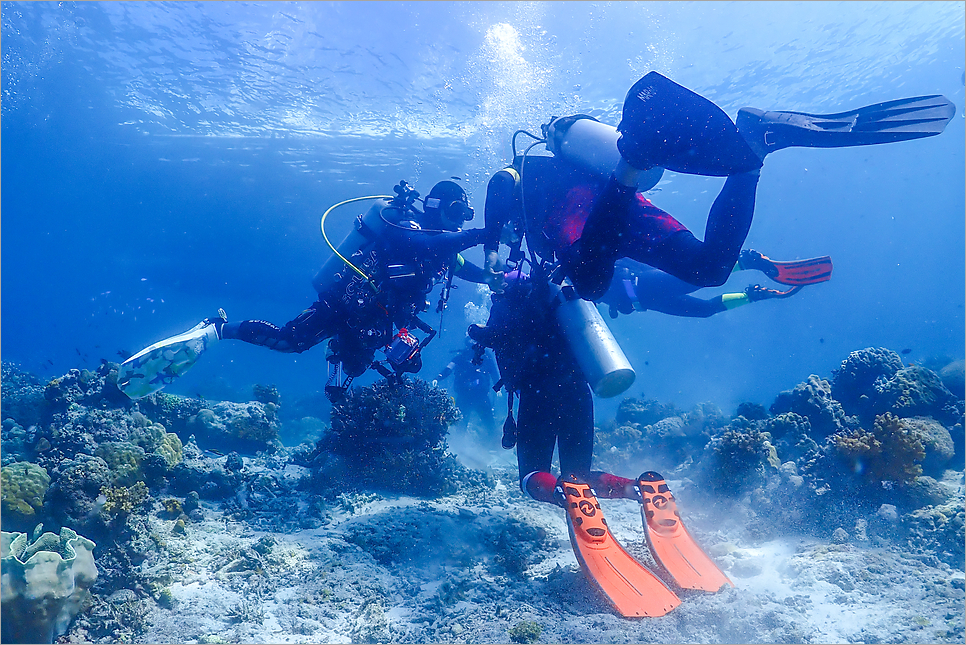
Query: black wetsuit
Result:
<box><xmin>601</xmin><ymin>258</ymin><xmax>731</xmax><ymax>319</ymax></box>
<box><xmin>222</xmin><ymin>204</ymin><xmax>487</xmax><ymax>377</ymax></box>
<box><xmin>477</xmin><ymin>274</ymin><xmax>595</xmax><ymax>482</ymax></box>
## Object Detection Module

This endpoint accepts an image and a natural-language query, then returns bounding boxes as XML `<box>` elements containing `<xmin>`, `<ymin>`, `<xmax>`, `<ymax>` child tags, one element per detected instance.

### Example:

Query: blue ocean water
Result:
<box><xmin>3</xmin><ymin>1</ymin><xmax>964</xmax><ymax>420</ymax></box>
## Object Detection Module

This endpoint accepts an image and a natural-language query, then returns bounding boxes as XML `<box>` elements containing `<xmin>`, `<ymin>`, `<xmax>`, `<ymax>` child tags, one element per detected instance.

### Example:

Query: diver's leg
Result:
<box><xmin>516</xmin><ymin>387</ymin><xmax>565</xmax><ymax>504</ymax></box>
<box><xmin>562</xmin><ymin>177</ymin><xmax>639</xmax><ymax>301</ymax></box>
<box><xmin>221</xmin><ymin>300</ymin><xmax>333</xmax><ymax>353</ymax></box>
<box><xmin>554</xmin><ymin>380</ymin><xmax>595</xmax><ymax>480</ymax></box>
<box><xmin>629</xmin><ymin>169</ymin><xmax>760</xmax><ymax>288</ymax></box>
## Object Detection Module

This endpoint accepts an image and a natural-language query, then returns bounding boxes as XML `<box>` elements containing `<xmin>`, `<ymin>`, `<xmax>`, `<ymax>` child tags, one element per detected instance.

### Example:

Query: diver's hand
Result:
<box><xmin>483</xmin><ymin>249</ymin><xmax>506</xmax><ymax>293</ymax></box>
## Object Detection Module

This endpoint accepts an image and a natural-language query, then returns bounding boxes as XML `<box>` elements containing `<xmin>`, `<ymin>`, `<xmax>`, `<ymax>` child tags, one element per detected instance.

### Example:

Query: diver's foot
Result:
<box><xmin>735</xmin><ymin>108</ymin><xmax>775</xmax><ymax>162</ymax></box>
<box><xmin>588</xmin><ymin>471</ymin><xmax>638</xmax><ymax>500</ymax></box>
<box><xmin>737</xmin><ymin>250</ymin><xmax>778</xmax><ymax>278</ymax></box>
<box><xmin>522</xmin><ymin>471</ymin><xmax>565</xmax><ymax>506</ymax></box>
<box><xmin>562</xmin><ymin>237</ymin><xmax>621</xmax><ymax>302</ymax></box>
<box><xmin>199</xmin><ymin>308</ymin><xmax>228</xmax><ymax>340</ymax></box>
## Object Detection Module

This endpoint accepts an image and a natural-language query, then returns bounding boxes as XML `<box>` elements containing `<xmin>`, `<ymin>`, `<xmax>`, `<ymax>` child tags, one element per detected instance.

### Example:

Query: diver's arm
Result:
<box><xmin>454</xmin><ymin>256</ymin><xmax>505</xmax><ymax>290</ymax></box>
<box><xmin>483</xmin><ymin>170</ymin><xmax>516</xmax><ymax>254</ymax></box>
<box><xmin>396</xmin><ymin>227</ymin><xmax>487</xmax><ymax>257</ymax></box>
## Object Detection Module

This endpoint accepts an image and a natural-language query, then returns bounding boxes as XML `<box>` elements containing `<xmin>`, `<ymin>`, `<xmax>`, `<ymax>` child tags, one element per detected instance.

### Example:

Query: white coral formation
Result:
<box><xmin>1</xmin><ymin>527</ymin><xmax>98</xmax><ymax>644</ymax></box>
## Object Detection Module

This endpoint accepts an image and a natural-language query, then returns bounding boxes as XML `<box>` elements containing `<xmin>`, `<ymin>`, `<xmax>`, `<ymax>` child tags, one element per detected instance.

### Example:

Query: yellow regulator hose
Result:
<box><xmin>319</xmin><ymin>195</ymin><xmax>392</xmax><ymax>283</ymax></box>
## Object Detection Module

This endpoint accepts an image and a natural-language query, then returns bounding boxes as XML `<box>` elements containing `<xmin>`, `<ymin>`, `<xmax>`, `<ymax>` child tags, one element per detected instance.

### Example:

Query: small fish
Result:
<box><xmin>901</xmin><ymin>348</ymin><xmax>912</xmax><ymax>355</ymax></box>
<box><xmin>117</xmin><ymin>349</ymin><xmax>132</xmax><ymax>360</ymax></box>
<box><xmin>205</xmin><ymin>448</ymin><xmax>225</xmax><ymax>457</ymax></box>
<box><xmin>819</xmin><ymin>338</ymin><xmax>825</xmax><ymax>344</ymax></box>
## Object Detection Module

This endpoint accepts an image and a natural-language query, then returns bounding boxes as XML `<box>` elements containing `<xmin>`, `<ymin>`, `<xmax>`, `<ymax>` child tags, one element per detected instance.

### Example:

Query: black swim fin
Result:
<box><xmin>736</xmin><ymin>95</ymin><xmax>956</xmax><ymax>156</ymax></box>
<box><xmin>617</xmin><ymin>72</ymin><xmax>763</xmax><ymax>177</ymax></box>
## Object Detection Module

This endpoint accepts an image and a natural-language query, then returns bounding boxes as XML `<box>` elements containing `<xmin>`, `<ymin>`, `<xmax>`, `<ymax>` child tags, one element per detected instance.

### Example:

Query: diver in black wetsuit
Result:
<box><xmin>213</xmin><ymin>180</ymin><xmax>493</xmax><ymax>389</ymax></box>
<box><xmin>599</xmin><ymin>253</ymin><xmax>818</xmax><ymax>320</ymax></box>
<box><xmin>468</xmin><ymin>270</ymin><xmax>639</xmax><ymax>505</ymax></box>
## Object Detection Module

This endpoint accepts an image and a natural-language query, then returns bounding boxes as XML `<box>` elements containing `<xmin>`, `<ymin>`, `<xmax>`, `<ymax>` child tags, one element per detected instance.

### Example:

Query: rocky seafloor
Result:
<box><xmin>1</xmin><ymin>347</ymin><xmax>964</xmax><ymax>644</ymax></box>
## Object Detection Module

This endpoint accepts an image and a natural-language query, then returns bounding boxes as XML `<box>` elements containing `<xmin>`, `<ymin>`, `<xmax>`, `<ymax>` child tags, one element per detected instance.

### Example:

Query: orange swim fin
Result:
<box><xmin>637</xmin><ymin>472</ymin><xmax>733</xmax><ymax>593</ymax></box>
<box><xmin>558</xmin><ymin>475</ymin><xmax>681</xmax><ymax>618</ymax></box>
<box><xmin>768</xmin><ymin>255</ymin><xmax>833</xmax><ymax>285</ymax></box>
<box><xmin>739</xmin><ymin>250</ymin><xmax>833</xmax><ymax>286</ymax></box>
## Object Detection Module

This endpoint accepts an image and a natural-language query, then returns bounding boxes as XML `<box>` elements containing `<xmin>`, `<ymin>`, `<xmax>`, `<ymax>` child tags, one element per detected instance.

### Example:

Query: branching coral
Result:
<box><xmin>101</xmin><ymin>481</ymin><xmax>149</xmax><ymax>516</ymax></box>
<box><xmin>320</xmin><ymin>378</ymin><xmax>463</xmax><ymax>495</ymax></box>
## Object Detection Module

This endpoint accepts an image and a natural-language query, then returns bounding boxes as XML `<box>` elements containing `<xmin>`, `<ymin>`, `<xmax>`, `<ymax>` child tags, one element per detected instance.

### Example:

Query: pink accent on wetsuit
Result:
<box><xmin>546</xmin><ymin>184</ymin><xmax>687</xmax><ymax>254</ymax></box>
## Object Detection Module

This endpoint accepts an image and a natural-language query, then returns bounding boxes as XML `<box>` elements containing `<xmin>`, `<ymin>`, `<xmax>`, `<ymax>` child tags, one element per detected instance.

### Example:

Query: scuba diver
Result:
<box><xmin>600</xmin><ymin>249</ymin><xmax>833</xmax><ymax>319</ymax></box>
<box><xmin>475</xmin><ymin>70</ymin><xmax>954</xmax><ymax>501</ymax></box>
<box><xmin>433</xmin><ymin>334</ymin><xmax>500</xmax><ymax>438</ymax></box>
<box><xmin>481</xmin><ymin>71</ymin><xmax>955</xmax><ymax>303</ymax></box>
<box><xmin>467</xmin><ymin>269</ymin><xmax>638</xmax><ymax>502</ymax></box>
<box><xmin>117</xmin><ymin>179</ymin><xmax>494</xmax><ymax>401</ymax></box>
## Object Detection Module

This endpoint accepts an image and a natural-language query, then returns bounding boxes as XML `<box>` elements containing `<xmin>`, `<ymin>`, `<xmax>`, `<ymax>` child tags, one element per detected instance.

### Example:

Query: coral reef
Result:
<box><xmin>697</xmin><ymin>417</ymin><xmax>778</xmax><ymax>496</ymax></box>
<box><xmin>594</xmin><ymin>401</ymin><xmax>720</xmax><ymax>474</ymax></box>
<box><xmin>902</xmin><ymin>498</ymin><xmax>966</xmax><ymax>567</ymax></box>
<box><xmin>45</xmin><ymin>454</ymin><xmax>113</xmax><ymax>532</ymax></box>
<box><xmin>1</xmin><ymin>527</ymin><xmax>98</xmax><ymax>644</ymax></box>
<box><xmin>831</xmin><ymin>347</ymin><xmax>905</xmax><ymax>417</ymax></box>
<box><xmin>0</xmin><ymin>462</ymin><xmax>51</xmax><ymax>532</ymax></box>
<box><xmin>613</xmin><ymin>396</ymin><xmax>682</xmax><ymax>427</ymax></box>
<box><xmin>873</xmin><ymin>366</ymin><xmax>963</xmax><ymax>426</ymax></box>
<box><xmin>1</xmin><ymin>362</ymin><xmax>47</xmax><ymax>428</ymax></box>
<box><xmin>831</xmin><ymin>412</ymin><xmax>925</xmax><ymax>486</ymax></box>
<box><xmin>770</xmin><ymin>374</ymin><xmax>856</xmax><ymax>437</ymax></box>
<box><xmin>100</xmin><ymin>481</ymin><xmax>150</xmax><ymax>516</ymax></box>
<box><xmin>900</xmin><ymin>416</ymin><xmax>955</xmax><ymax>476</ymax></box>
<box><xmin>316</xmin><ymin>378</ymin><xmax>463</xmax><ymax>496</ymax></box>
<box><xmin>186</xmin><ymin>401</ymin><xmax>280</xmax><ymax>453</ymax></box>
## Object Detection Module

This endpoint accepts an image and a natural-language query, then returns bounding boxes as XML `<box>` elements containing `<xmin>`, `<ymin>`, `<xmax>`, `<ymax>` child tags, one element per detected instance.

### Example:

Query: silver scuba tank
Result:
<box><xmin>548</xmin><ymin>278</ymin><xmax>636</xmax><ymax>398</ymax></box>
<box><xmin>312</xmin><ymin>199</ymin><xmax>391</xmax><ymax>295</ymax></box>
<box><xmin>543</xmin><ymin>115</ymin><xmax>665</xmax><ymax>192</ymax></box>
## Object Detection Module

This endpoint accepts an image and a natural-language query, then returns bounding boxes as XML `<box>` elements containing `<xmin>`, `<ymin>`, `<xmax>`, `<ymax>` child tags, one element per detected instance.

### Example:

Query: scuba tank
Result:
<box><xmin>542</xmin><ymin>115</ymin><xmax>665</xmax><ymax>192</ymax></box>
<box><xmin>312</xmin><ymin>199</ymin><xmax>391</xmax><ymax>295</ymax></box>
<box><xmin>547</xmin><ymin>276</ymin><xmax>635</xmax><ymax>398</ymax></box>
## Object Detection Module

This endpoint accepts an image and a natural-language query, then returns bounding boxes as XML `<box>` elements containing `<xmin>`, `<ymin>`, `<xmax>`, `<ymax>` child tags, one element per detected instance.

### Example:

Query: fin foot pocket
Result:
<box><xmin>636</xmin><ymin>473</ymin><xmax>733</xmax><ymax>592</ymax></box>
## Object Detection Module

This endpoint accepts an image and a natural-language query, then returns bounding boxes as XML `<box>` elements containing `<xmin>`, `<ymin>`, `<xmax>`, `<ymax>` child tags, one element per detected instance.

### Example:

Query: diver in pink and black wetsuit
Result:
<box><xmin>474</xmin><ymin>71</ymin><xmax>954</xmax><ymax>505</ymax></box>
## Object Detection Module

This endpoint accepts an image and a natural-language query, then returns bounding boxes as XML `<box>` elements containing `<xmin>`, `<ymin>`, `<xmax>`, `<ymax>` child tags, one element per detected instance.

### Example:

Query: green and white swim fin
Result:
<box><xmin>117</xmin><ymin>309</ymin><xmax>226</xmax><ymax>400</ymax></box>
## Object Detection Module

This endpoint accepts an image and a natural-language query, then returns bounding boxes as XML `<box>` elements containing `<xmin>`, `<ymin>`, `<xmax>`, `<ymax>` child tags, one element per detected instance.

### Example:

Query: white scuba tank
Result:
<box><xmin>543</xmin><ymin>115</ymin><xmax>665</xmax><ymax>192</ymax></box>
<box><xmin>547</xmin><ymin>278</ymin><xmax>636</xmax><ymax>398</ymax></box>
<box><xmin>312</xmin><ymin>199</ymin><xmax>391</xmax><ymax>295</ymax></box>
